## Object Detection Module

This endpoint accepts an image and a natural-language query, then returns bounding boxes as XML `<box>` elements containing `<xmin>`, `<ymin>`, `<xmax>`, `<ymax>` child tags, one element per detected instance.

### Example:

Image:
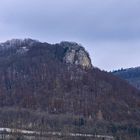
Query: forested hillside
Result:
<box><xmin>0</xmin><ymin>39</ymin><xmax>140</xmax><ymax>140</ymax></box>
<box><xmin>113</xmin><ymin>67</ymin><xmax>140</xmax><ymax>90</ymax></box>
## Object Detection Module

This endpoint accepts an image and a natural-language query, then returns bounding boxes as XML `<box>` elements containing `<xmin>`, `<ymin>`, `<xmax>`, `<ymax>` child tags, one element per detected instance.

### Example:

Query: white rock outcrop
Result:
<box><xmin>60</xmin><ymin>41</ymin><xmax>92</xmax><ymax>68</ymax></box>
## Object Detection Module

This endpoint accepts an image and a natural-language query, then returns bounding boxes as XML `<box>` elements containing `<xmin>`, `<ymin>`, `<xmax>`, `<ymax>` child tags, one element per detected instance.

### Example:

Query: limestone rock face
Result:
<box><xmin>60</xmin><ymin>41</ymin><xmax>92</xmax><ymax>68</ymax></box>
<box><xmin>0</xmin><ymin>39</ymin><xmax>92</xmax><ymax>68</ymax></box>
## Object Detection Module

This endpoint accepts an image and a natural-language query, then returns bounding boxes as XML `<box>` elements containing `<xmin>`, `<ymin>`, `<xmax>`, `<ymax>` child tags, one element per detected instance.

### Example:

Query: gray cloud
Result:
<box><xmin>0</xmin><ymin>0</ymin><xmax>140</xmax><ymax>70</ymax></box>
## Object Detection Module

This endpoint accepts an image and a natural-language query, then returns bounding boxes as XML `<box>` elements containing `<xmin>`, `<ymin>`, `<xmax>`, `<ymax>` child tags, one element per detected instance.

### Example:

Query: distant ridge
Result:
<box><xmin>113</xmin><ymin>67</ymin><xmax>140</xmax><ymax>90</ymax></box>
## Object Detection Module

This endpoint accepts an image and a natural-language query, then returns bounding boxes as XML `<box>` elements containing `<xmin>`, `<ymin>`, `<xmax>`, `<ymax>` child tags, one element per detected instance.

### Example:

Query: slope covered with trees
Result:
<box><xmin>113</xmin><ymin>67</ymin><xmax>140</xmax><ymax>90</ymax></box>
<box><xmin>0</xmin><ymin>39</ymin><xmax>140</xmax><ymax>139</ymax></box>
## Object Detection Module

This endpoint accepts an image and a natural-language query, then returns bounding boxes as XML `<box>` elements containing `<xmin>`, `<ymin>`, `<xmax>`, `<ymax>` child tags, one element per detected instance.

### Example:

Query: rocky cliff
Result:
<box><xmin>60</xmin><ymin>41</ymin><xmax>92</xmax><ymax>68</ymax></box>
<box><xmin>0</xmin><ymin>39</ymin><xmax>92</xmax><ymax>69</ymax></box>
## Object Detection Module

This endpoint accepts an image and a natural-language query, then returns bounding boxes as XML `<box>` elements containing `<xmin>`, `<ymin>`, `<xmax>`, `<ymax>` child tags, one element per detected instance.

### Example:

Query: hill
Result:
<box><xmin>0</xmin><ymin>39</ymin><xmax>140</xmax><ymax>139</ymax></box>
<box><xmin>113</xmin><ymin>67</ymin><xmax>140</xmax><ymax>90</ymax></box>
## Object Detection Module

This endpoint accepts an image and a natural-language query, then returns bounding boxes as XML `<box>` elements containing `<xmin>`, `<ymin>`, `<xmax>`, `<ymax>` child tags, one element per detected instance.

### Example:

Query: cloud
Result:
<box><xmin>0</xmin><ymin>0</ymin><xmax>140</xmax><ymax>41</ymax></box>
<box><xmin>0</xmin><ymin>0</ymin><xmax>140</xmax><ymax>70</ymax></box>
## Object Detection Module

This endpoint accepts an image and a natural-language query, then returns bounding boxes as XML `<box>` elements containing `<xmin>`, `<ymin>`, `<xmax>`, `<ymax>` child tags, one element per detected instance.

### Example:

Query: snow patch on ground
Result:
<box><xmin>0</xmin><ymin>127</ymin><xmax>114</xmax><ymax>139</ymax></box>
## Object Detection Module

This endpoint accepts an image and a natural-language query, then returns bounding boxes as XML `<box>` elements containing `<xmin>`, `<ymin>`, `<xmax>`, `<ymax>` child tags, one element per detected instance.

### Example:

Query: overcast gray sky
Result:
<box><xmin>0</xmin><ymin>0</ymin><xmax>140</xmax><ymax>71</ymax></box>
